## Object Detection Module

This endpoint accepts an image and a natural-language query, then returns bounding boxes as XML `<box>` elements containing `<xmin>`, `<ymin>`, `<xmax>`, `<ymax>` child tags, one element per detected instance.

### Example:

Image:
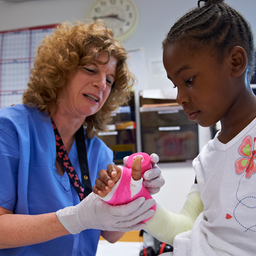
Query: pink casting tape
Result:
<box><xmin>104</xmin><ymin>152</ymin><xmax>156</xmax><ymax>222</ymax></box>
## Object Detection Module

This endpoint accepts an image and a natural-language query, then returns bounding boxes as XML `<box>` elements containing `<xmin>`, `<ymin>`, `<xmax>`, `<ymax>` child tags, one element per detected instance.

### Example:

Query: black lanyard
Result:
<box><xmin>52</xmin><ymin>121</ymin><xmax>92</xmax><ymax>200</ymax></box>
<box><xmin>75</xmin><ymin>125</ymin><xmax>92</xmax><ymax>197</ymax></box>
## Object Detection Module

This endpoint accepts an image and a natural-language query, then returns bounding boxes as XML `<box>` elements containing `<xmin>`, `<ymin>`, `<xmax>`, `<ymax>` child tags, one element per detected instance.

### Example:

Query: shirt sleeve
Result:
<box><xmin>0</xmin><ymin>129</ymin><xmax>19</xmax><ymax>211</ymax></box>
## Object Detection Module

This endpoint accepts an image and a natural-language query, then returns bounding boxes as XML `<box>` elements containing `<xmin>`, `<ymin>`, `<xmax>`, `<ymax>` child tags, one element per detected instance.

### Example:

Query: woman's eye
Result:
<box><xmin>83</xmin><ymin>67</ymin><xmax>95</xmax><ymax>73</ymax></box>
<box><xmin>106</xmin><ymin>78</ymin><xmax>114</xmax><ymax>86</ymax></box>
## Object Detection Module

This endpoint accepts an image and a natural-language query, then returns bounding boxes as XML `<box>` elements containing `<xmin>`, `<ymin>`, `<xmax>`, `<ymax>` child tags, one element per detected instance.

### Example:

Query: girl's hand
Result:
<box><xmin>93</xmin><ymin>164</ymin><xmax>122</xmax><ymax>197</ymax></box>
<box><xmin>93</xmin><ymin>156</ymin><xmax>143</xmax><ymax>197</ymax></box>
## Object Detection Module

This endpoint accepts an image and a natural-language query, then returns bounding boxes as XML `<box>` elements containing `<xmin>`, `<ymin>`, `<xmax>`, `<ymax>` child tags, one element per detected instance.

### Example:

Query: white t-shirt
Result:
<box><xmin>168</xmin><ymin>117</ymin><xmax>256</xmax><ymax>256</ymax></box>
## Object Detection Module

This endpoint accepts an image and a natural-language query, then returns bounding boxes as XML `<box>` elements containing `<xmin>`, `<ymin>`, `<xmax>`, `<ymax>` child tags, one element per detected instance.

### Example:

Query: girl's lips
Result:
<box><xmin>187</xmin><ymin>111</ymin><xmax>199</xmax><ymax>121</ymax></box>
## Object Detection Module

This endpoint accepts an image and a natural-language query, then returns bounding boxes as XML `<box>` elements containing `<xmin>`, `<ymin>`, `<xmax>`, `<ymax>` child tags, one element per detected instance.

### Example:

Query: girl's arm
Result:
<box><xmin>144</xmin><ymin>184</ymin><xmax>204</xmax><ymax>245</ymax></box>
<box><xmin>94</xmin><ymin>162</ymin><xmax>203</xmax><ymax>246</ymax></box>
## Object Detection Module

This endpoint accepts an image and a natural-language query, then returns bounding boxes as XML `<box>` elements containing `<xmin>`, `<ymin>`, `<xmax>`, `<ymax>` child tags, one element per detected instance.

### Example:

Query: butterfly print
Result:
<box><xmin>235</xmin><ymin>136</ymin><xmax>256</xmax><ymax>179</ymax></box>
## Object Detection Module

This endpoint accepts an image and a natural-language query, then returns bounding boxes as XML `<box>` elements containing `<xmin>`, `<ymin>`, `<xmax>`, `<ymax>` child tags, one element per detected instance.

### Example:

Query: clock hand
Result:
<box><xmin>93</xmin><ymin>14</ymin><xmax>126</xmax><ymax>22</ymax></box>
<box><xmin>115</xmin><ymin>16</ymin><xmax>126</xmax><ymax>22</ymax></box>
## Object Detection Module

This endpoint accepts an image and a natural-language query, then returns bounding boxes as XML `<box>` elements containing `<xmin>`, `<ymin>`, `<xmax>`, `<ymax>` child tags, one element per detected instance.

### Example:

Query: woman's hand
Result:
<box><xmin>56</xmin><ymin>192</ymin><xmax>155</xmax><ymax>234</ymax></box>
<box><xmin>142</xmin><ymin>153</ymin><xmax>165</xmax><ymax>195</ymax></box>
<box><xmin>143</xmin><ymin>163</ymin><xmax>165</xmax><ymax>194</ymax></box>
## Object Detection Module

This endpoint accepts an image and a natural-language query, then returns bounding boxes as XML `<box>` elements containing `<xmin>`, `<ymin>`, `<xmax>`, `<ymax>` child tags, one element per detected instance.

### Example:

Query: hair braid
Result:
<box><xmin>163</xmin><ymin>0</ymin><xmax>255</xmax><ymax>81</ymax></box>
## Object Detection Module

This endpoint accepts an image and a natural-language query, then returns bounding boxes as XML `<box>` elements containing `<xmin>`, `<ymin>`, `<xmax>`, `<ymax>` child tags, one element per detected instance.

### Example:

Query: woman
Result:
<box><xmin>0</xmin><ymin>21</ymin><xmax>162</xmax><ymax>256</ymax></box>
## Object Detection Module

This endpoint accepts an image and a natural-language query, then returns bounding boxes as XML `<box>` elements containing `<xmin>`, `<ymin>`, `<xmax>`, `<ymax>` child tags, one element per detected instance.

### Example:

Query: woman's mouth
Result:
<box><xmin>83</xmin><ymin>94</ymin><xmax>99</xmax><ymax>102</ymax></box>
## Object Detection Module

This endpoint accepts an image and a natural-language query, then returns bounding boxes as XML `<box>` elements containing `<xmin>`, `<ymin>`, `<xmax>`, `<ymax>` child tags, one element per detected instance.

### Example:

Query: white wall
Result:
<box><xmin>0</xmin><ymin>0</ymin><xmax>255</xmax><ymax>212</ymax></box>
<box><xmin>1</xmin><ymin>0</ymin><xmax>256</xmax><ymax>90</ymax></box>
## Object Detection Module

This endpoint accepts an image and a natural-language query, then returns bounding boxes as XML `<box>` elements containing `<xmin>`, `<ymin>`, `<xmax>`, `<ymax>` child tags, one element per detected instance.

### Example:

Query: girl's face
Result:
<box><xmin>57</xmin><ymin>51</ymin><xmax>117</xmax><ymax>121</ymax></box>
<box><xmin>163</xmin><ymin>42</ymin><xmax>239</xmax><ymax>127</ymax></box>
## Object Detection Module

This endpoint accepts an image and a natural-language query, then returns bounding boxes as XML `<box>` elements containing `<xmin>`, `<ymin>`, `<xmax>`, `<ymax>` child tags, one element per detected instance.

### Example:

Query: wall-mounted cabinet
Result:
<box><xmin>140</xmin><ymin>92</ymin><xmax>199</xmax><ymax>162</ymax></box>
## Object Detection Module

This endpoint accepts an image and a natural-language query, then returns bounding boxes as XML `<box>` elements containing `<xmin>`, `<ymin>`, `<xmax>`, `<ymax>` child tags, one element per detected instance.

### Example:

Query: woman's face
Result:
<box><xmin>163</xmin><ymin>42</ymin><xmax>238</xmax><ymax>127</ymax></box>
<box><xmin>57</xmin><ymin>51</ymin><xmax>117</xmax><ymax>120</ymax></box>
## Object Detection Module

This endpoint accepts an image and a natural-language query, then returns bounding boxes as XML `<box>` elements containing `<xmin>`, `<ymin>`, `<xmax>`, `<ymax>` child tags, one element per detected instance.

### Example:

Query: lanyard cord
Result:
<box><xmin>52</xmin><ymin>120</ymin><xmax>92</xmax><ymax>200</ymax></box>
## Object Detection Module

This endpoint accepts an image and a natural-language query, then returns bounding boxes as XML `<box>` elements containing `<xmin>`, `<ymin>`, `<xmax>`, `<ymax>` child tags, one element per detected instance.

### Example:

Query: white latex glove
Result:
<box><xmin>56</xmin><ymin>192</ymin><xmax>155</xmax><ymax>234</ymax></box>
<box><xmin>143</xmin><ymin>153</ymin><xmax>165</xmax><ymax>195</ymax></box>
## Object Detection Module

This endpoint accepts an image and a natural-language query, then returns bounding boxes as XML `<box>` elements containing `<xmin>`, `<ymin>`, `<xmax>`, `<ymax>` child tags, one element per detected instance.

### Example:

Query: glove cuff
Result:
<box><xmin>56</xmin><ymin>206</ymin><xmax>84</xmax><ymax>235</ymax></box>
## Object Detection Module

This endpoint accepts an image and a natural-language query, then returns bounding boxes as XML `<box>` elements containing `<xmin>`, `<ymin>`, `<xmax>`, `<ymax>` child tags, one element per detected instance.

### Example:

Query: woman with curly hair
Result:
<box><xmin>0</xmin><ymin>21</ymin><xmax>159</xmax><ymax>255</ymax></box>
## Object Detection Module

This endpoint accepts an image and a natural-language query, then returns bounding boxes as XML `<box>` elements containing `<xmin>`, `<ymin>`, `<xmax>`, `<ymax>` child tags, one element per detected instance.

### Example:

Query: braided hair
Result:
<box><xmin>163</xmin><ymin>0</ymin><xmax>255</xmax><ymax>81</ymax></box>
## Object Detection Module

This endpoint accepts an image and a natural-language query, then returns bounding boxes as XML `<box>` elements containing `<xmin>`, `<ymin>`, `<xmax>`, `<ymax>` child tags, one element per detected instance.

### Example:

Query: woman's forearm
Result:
<box><xmin>0</xmin><ymin>211</ymin><xmax>69</xmax><ymax>249</ymax></box>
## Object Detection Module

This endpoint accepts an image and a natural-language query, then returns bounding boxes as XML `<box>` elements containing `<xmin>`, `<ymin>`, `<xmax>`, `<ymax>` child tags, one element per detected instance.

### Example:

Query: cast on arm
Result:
<box><xmin>144</xmin><ymin>184</ymin><xmax>204</xmax><ymax>245</ymax></box>
<box><xmin>93</xmin><ymin>152</ymin><xmax>164</xmax><ymax>198</ymax></box>
<box><xmin>99</xmin><ymin>152</ymin><xmax>157</xmax><ymax>222</ymax></box>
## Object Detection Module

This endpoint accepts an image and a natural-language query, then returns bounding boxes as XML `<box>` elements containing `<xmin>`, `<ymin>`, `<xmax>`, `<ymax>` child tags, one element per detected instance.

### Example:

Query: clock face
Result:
<box><xmin>88</xmin><ymin>0</ymin><xmax>138</xmax><ymax>42</ymax></box>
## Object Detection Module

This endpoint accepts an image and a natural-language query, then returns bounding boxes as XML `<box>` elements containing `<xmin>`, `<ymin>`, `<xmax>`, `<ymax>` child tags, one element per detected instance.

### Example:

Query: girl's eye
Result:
<box><xmin>185</xmin><ymin>77</ymin><xmax>194</xmax><ymax>85</ymax></box>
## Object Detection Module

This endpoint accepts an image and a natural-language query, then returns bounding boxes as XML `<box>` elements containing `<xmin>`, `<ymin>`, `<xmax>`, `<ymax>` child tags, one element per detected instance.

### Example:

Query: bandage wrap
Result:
<box><xmin>101</xmin><ymin>152</ymin><xmax>157</xmax><ymax>222</ymax></box>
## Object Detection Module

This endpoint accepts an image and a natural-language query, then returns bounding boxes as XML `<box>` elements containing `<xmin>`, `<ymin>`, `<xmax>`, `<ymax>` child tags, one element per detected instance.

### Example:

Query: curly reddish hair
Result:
<box><xmin>23</xmin><ymin>20</ymin><xmax>134</xmax><ymax>138</ymax></box>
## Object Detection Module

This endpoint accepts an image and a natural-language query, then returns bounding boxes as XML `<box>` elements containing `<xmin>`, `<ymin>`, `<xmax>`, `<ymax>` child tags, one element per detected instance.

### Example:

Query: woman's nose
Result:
<box><xmin>94</xmin><ymin>74</ymin><xmax>106</xmax><ymax>91</ymax></box>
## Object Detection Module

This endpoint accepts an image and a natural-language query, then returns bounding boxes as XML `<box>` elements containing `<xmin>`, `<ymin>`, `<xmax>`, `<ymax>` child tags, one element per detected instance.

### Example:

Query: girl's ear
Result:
<box><xmin>229</xmin><ymin>46</ymin><xmax>247</xmax><ymax>77</ymax></box>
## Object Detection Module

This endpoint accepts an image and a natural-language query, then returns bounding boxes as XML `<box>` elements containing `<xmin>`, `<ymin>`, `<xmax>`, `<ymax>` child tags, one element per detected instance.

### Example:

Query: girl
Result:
<box><xmin>94</xmin><ymin>0</ymin><xmax>256</xmax><ymax>255</ymax></box>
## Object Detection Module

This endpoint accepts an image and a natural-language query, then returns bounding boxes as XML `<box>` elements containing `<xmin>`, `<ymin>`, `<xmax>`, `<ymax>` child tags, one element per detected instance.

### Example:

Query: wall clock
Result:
<box><xmin>88</xmin><ymin>0</ymin><xmax>138</xmax><ymax>42</ymax></box>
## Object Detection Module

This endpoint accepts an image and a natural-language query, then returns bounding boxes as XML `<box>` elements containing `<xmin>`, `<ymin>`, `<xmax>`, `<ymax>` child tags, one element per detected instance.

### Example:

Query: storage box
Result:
<box><xmin>141</xmin><ymin>125</ymin><xmax>198</xmax><ymax>162</ymax></box>
<box><xmin>97</xmin><ymin>121</ymin><xmax>137</xmax><ymax>164</ymax></box>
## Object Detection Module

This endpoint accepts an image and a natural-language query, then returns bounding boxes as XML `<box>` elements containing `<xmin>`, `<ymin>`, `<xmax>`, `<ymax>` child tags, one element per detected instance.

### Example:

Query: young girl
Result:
<box><xmin>93</xmin><ymin>0</ymin><xmax>256</xmax><ymax>255</ymax></box>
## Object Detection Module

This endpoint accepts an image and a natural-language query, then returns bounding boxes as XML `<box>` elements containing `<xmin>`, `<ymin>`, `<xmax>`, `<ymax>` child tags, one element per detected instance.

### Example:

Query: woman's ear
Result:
<box><xmin>229</xmin><ymin>46</ymin><xmax>247</xmax><ymax>77</ymax></box>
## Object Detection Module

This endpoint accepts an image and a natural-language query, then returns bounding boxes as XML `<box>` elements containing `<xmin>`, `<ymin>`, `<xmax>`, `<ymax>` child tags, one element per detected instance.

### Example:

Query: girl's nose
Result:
<box><xmin>176</xmin><ymin>88</ymin><xmax>189</xmax><ymax>105</ymax></box>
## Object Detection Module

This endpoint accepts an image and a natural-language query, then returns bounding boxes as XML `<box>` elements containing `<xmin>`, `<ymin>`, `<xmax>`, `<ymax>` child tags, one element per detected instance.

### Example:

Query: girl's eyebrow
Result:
<box><xmin>175</xmin><ymin>64</ymin><xmax>192</xmax><ymax>77</ymax></box>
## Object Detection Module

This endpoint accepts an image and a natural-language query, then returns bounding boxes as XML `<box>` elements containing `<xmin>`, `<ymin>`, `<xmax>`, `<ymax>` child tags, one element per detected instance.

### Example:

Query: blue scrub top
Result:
<box><xmin>0</xmin><ymin>104</ymin><xmax>114</xmax><ymax>256</ymax></box>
